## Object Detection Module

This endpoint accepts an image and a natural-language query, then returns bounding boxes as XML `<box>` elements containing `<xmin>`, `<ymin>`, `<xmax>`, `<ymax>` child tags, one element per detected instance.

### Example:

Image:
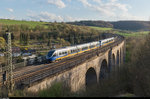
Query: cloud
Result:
<box><xmin>78</xmin><ymin>0</ymin><xmax>143</xmax><ymax>20</ymax></box>
<box><xmin>47</xmin><ymin>0</ymin><xmax>66</xmax><ymax>8</ymax></box>
<box><xmin>0</xmin><ymin>16</ymin><xmax>15</xmax><ymax>20</ymax></box>
<box><xmin>78</xmin><ymin>0</ymin><xmax>92</xmax><ymax>7</ymax></box>
<box><xmin>7</xmin><ymin>8</ymin><xmax>14</xmax><ymax>12</ymax></box>
<box><xmin>28</xmin><ymin>11</ymin><xmax>64</xmax><ymax>22</ymax></box>
<box><xmin>27</xmin><ymin>10</ymin><xmax>83</xmax><ymax>22</ymax></box>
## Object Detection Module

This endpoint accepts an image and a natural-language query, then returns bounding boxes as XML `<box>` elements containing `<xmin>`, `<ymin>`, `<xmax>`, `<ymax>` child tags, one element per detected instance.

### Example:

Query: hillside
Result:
<box><xmin>67</xmin><ymin>20</ymin><xmax>113</xmax><ymax>28</ymax></box>
<box><xmin>110</xmin><ymin>21</ymin><xmax>150</xmax><ymax>31</ymax></box>
<box><xmin>0</xmin><ymin>19</ymin><xmax>50</xmax><ymax>28</ymax></box>
<box><xmin>0</xmin><ymin>19</ymin><xmax>105</xmax><ymax>50</ymax></box>
<box><xmin>67</xmin><ymin>20</ymin><xmax>150</xmax><ymax>31</ymax></box>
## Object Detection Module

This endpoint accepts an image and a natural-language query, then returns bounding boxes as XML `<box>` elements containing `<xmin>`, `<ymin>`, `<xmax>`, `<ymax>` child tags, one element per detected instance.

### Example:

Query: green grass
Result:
<box><xmin>89</xmin><ymin>26</ymin><xmax>149</xmax><ymax>37</ymax></box>
<box><xmin>38</xmin><ymin>82</ymin><xmax>64</xmax><ymax>97</ymax></box>
<box><xmin>115</xmin><ymin>31</ymin><xmax>150</xmax><ymax>37</ymax></box>
<box><xmin>89</xmin><ymin>26</ymin><xmax>113</xmax><ymax>31</ymax></box>
<box><xmin>0</xmin><ymin>19</ymin><xmax>50</xmax><ymax>29</ymax></box>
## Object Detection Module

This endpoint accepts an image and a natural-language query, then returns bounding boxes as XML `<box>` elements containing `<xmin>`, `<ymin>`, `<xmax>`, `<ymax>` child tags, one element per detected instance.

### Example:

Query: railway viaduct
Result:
<box><xmin>26</xmin><ymin>35</ymin><xmax>126</xmax><ymax>93</ymax></box>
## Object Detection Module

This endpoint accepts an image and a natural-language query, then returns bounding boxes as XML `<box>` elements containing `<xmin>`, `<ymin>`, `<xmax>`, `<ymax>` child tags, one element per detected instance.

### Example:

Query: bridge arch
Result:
<box><xmin>112</xmin><ymin>53</ymin><xmax>116</xmax><ymax>71</ymax></box>
<box><xmin>117</xmin><ymin>50</ymin><xmax>119</xmax><ymax>66</ymax></box>
<box><xmin>123</xmin><ymin>45</ymin><xmax>125</xmax><ymax>63</ymax></box>
<box><xmin>99</xmin><ymin>59</ymin><xmax>109</xmax><ymax>81</ymax></box>
<box><xmin>108</xmin><ymin>49</ymin><xmax>112</xmax><ymax>73</ymax></box>
<box><xmin>120</xmin><ymin>48</ymin><xmax>122</xmax><ymax>65</ymax></box>
<box><xmin>85</xmin><ymin>67</ymin><xmax>97</xmax><ymax>88</ymax></box>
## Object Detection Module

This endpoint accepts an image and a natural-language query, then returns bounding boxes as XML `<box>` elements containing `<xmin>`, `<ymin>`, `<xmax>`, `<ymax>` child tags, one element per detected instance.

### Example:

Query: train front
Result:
<box><xmin>46</xmin><ymin>50</ymin><xmax>57</xmax><ymax>62</ymax></box>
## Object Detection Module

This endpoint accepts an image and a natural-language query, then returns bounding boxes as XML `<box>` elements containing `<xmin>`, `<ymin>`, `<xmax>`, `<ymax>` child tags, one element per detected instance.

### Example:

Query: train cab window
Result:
<box><xmin>48</xmin><ymin>50</ymin><xmax>55</xmax><ymax>57</ymax></box>
<box><xmin>53</xmin><ymin>53</ymin><xmax>57</xmax><ymax>57</ymax></box>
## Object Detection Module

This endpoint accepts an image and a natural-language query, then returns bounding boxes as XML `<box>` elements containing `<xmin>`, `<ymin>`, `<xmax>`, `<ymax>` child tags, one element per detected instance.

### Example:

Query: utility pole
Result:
<box><xmin>6</xmin><ymin>32</ymin><xmax>14</xmax><ymax>94</ymax></box>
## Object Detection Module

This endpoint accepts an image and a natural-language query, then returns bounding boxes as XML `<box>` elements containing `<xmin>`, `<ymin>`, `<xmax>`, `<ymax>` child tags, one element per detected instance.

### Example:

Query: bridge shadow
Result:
<box><xmin>99</xmin><ymin>59</ymin><xmax>109</xmax><ymax>81</ymax></box>
<box><xmin>86</xmin><ymin>67</ymin><xmax>97</xmax><ymax>90</ymax></box>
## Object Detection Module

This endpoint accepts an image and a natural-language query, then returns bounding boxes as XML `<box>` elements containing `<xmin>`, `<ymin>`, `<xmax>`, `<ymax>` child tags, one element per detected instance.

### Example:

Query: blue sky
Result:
<box><xmin>0</xmin><ymin>0</ymin><xmax>149</xmax><ymax>22</ymax></box>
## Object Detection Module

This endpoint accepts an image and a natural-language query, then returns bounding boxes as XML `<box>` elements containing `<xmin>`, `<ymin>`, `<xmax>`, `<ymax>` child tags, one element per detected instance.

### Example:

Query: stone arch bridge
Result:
<box><xmin>27</xmin><ymin>34</ymin><xmax>126</xmax><ymax>93</ymax></box>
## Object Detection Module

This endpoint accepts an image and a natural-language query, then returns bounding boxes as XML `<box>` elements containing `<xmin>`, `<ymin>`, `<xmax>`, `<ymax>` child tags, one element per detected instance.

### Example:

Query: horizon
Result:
<box><xmin>0</xmin><ymin>0</ymin><xmax>150</xmax><ymax>22</ymax></box>
<box><xmin>0</xmin><ymin>18</ymin><xmax>150</xmax><ymax>23</ymax></box>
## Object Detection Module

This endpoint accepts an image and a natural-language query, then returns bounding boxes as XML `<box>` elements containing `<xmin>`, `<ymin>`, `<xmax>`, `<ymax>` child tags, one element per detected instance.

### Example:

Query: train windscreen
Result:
<box><xmin>48</xmin><ymin>50</ymin><xmax>55</xmax><ymax>57</ymax></box>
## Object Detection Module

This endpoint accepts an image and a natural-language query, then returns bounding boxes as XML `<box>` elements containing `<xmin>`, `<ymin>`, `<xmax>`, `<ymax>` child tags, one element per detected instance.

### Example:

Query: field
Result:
<box><xmin>0</xmin><ymin>19</ymin><xmax>50</xmax><ymax>29</ymax></box>
<box><xmin>89</xmin><ymin>26</ymin><xmax>113</xmax><ymax>31</ymax></box>
<box><xmin>115</xmin><ymin>31</ymin><xmax>150</xmax><ymax>37</ymax></box>
<box><xmin>89</xmin><ymin>26</ymin><xmax>150</xmax><ymax>37</ymax></box>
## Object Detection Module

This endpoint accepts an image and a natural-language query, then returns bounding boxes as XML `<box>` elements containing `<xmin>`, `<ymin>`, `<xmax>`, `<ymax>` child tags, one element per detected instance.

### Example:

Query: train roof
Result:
<box><xmin>50</xmin><ymin>41</ymin><xmax>99</xmax><ymax>52</ymax></box>
<box><xmin>49</xmin><ymin>37</ymin><xmax>114</xmax><ymax>52</ymax></box>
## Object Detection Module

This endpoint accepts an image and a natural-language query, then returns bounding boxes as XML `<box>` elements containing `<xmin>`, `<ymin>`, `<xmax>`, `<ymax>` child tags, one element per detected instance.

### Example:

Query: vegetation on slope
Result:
<box><xmin>110</xmin><ymin>21</ymin><xmax>150</xmax><ymax>31</ymax></box>
<box><xmin>0</xmin><ymin>19</ymin><xmax>49</xmax><ymax>29</ymax></box>
<box><xmin>67</xmin><ymin>20</ymin><xmax>113</xmax><ymax>28</ymax></box>
<box><xmin>68</xmin><ymin>20</ymin><xmax>150</xmax><ymax>31</ymax></box>
<box><xmin>0</xmin><ymin>19</ymin><xmax>105</xmax><ymax>51</ymax></box>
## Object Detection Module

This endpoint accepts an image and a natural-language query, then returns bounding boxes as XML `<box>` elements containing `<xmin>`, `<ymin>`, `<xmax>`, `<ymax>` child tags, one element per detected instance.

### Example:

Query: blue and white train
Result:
<box><xmin>46</xmin><ymin>37</ymin><xmax>115</xmax><ymax>62</ymax></box>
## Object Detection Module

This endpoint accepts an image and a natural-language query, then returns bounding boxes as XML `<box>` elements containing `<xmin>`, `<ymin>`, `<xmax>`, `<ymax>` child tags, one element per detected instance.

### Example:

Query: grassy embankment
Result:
<box><xmin>0</xmin><ymin>19</ymin><xmax>50</xmax><ymax>29</ymax></box>
<box><xmin>89</xmin><ymin>26</ymin><xmax>113</xmax><ymax>31</ymax></box>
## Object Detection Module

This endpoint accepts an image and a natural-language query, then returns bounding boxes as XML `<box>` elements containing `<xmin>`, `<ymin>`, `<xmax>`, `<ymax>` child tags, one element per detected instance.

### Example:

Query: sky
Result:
<box><xmin>0</xmin><ymin>0</ymin><xmax>150</xmax><ymax>22</ymax></box>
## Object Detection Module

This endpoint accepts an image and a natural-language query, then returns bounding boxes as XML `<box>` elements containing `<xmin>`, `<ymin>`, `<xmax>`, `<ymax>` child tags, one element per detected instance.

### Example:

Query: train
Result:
<box><xmin>46</xmin><ymin>37</ymin><xmax>115</xmax><ymax>62</ymax></box>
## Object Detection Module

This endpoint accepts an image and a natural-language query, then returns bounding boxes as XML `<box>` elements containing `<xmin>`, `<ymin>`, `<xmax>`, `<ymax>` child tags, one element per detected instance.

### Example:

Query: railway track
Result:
<box><xmin>0</xmin><ymin>34</ymin><xmax>125</xmax><ymax>88</ymax></box>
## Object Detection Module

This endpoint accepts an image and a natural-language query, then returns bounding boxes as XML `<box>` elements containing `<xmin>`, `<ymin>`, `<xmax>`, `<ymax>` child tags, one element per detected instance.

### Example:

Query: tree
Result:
<box><xmin>0</xmin><ymin>37</ymin><xmax>6</xmax><ymax>50</ymax></box>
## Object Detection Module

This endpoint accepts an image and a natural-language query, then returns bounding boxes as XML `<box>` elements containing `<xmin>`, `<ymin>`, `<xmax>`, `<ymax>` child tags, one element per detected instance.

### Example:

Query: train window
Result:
<box><xmin>90</xmin><ymin>45</ymin><xmax>94</xmax><ymax>48</ymax></box>
<box><xmin>53</xmin><ymin>54</ymin><xmax>56</xmax><ymax>57</ymax></box>
<box><xmin>65</xmin><ymin>52</ymin><xmax>67</xmax><ymax>54</ymax></box>
<box><xmin>59</xmin><ymin>52</ymin><xmax>62</xmax><ymax>55</ymax></box>
<box><xmin>75</xmin><ymin>49</ymin><xmax>78</xmax><ymax>52</ymax></box>
<box><xmin>48</xmin><ymin>50</ymin><xmax>55</xmax><ymax>57</ymax></box>
<box><xmin>82</xmin><ymin>47</ymin><xmax>88</xmax><ymax>50</ymax></box>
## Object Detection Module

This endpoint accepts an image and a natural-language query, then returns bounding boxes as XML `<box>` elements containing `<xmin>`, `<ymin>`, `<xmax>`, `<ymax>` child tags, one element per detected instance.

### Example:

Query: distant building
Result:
<box><xmin>22</xmin><ymin>49</ymin><xmax>36</xmax><ymax>53</ymax></box>
<box><xmin>12</xmin><ymin>47</ymin><xmax>21</xmax><ymax>53</ymax></box>
<box><xmin>12</xmin><ymin>47</ymin><xmax>21</xmax><ymax>57</ymax></box>
<box><xmin>0</xmin><ymin>53</ymin><xmax>4</xmax><ymax>57</ymax></box>
<box><xmin>22</xmin><ymin>53</ymin><xmax>32</xmax><ymax>56</ymax></box>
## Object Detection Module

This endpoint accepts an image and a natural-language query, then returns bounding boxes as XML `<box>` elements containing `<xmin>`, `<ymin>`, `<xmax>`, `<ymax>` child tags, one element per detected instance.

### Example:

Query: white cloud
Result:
<box><xmin>0</xmin><ymin>16</ymin><xmax>15</xmax><ymax>20</ymax></box>
<box><xmin>78</xmin><ymin>0</ymin><xmax>92</xmax><ymax>7</ymax></box>
<box><xmin>28</xmin><ymin>11</ymin><xmax>64</xmax><ymax>22</ymax></box>
<box><xmin>7</xmin><ymin>8</ymin><xmax>14</xmax><ymax>12</ymax></box>
<box><xmin>78</xmin><ymin>0</ymin><xmax>143</xmax><ymax>21</ymax></box>
<box><xmin>27</xmin><ymin>10</ymin><xmax>84</xmax><ymax>22</ymax></box>
<box><xmin>47</xmin><ymin>0</ymin><xmax>66</xmax><ymax>8</ymax></box>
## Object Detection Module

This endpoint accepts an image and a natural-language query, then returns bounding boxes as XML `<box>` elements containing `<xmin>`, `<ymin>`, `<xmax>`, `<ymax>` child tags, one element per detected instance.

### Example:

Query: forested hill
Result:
<box><xmin>67</xmin><ymin>20</ymin><xmax>113</xmax><ymax>28</ymax></box>
<box><xmin>110</xmin><ymin>21</ymin><xmax>150</xmax><ymax>31</ymax></box>
<box><xmin>67</xmin><ymin>20</ymin><xmax>150</xmax><ymax>31</ymax></box>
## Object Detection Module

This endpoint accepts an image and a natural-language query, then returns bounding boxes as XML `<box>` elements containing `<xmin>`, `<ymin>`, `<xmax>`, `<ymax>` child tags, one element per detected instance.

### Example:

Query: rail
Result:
<box><xmin>0</xmin><ymin>33</ymin><xmax>125</xmax><ymax>88</ymax></box>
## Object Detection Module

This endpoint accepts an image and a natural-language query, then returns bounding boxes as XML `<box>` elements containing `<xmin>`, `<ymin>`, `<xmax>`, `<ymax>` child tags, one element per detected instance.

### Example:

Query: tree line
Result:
<box><xmin>0</xmin><ymin>22</ymin><xmax>109</xmax><ymax>50</ymax></box>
